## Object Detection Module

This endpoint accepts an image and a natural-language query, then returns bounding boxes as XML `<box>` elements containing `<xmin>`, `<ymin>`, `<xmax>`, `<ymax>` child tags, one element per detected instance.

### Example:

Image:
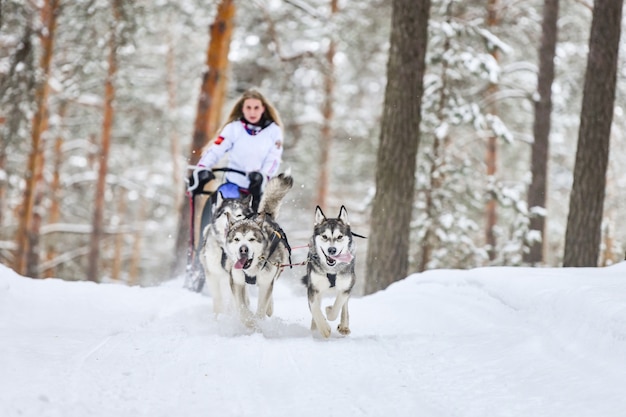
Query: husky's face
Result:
<box><xmin>313</xmin><ymin>206</ymin><xmax>354</xmax><ymax>267</ymax></box>
<box><xmin>225</xmin><ymin>219</ymin><xmax>265</xmax><ymax>270</ymax></box>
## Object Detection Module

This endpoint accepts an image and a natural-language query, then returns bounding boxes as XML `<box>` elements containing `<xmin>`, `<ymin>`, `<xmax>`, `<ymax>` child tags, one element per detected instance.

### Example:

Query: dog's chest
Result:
<box><xmin>310</xmin><ymin>270</ymin><xmax>352</xmax><ymax>292</ymax></box>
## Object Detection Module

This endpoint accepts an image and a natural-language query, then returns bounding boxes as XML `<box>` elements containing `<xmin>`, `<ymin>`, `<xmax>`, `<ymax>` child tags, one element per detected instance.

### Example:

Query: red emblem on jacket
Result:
<box><xmin>215</xmin><ymin>136</ymin><xmax>224</xmax><ymax>145</ymax></box>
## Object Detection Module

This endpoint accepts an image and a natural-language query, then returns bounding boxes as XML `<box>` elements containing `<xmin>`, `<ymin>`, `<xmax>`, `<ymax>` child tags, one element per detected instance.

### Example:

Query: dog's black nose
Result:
<box><xmin>328</xmin><ymin>247</ymin><xmax>337</xmax><ymax>255</ymax></box>
<box><xmin>239</xmin><ymin>245</ymin><xmax>249</xmax><ymax>256</ymax></box>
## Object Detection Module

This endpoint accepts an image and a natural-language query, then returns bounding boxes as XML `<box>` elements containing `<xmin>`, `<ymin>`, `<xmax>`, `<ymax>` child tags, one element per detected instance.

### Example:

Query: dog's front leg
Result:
<box><xmin>255</xmin><ymin>279</ymin><xmax>274</xmax><ymax>318</ymax></box>
<box><xmin>207</xmin><ymin>268</ymin><xmax>230</xmax><ymax>315</ymax></box>
<box><xmin>308</xmin><ymin>290</ymin><xmax>331</xmax><ymax>338</ymax></box>
<box><xmin>266</xmin><ymin>295</ymin><xmax>274</xmax><ymax>317</ymax></box>
<box><xmin>325</xmin><ymin>290</ymin><xmax>349</xmax><ymax>321</ymax></box>
<box><xmin>325</xmin><ymin>291</ymin><xmax>351</xmax><ymax>336</ymax></box>
<box><xmin>337</xmin><ymin>297</ymin><xmax>350</xmax><ymax>336</ymax></box>
<box><xmin>230</xmin><ymin>278</ymin><xmax>253</xmax><ymax>326</ymax></box>
<box><xmin>201</xmin><ymin>243</ymin><xmax>229</xmax><ymax>315</ymax></box>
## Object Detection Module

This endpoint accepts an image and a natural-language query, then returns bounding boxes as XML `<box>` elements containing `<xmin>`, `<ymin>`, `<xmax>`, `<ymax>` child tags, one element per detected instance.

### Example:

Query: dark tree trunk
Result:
<box><xmin>171</xmin><ymin>0</ymin><xmax>235</xmax><ymax>277</ymax></box>
<box><xmin>524</xmin><ymin>0</ymin><xmax>559</xmax><ymax>265</ymax></box>
<box><xmin>563</xmin><ymin>0</ymin><xmax>622</xmax><ymax>267</ymax></box>
<box><xmin>364</xmin><ymin>0</ymin><xmax>431</xmax><ymax>294</ymax></box>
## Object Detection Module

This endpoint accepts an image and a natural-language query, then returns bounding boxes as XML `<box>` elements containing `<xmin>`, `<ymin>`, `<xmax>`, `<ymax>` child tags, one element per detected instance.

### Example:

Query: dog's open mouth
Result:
<box><xmin>234</xmin><ymin>256</ymin><xmax>253</xmax><ymax>270</ymax></box>
<box><xmin>322</xmin><ymin>250</ymin><xmax>353</xmax><ymax>266</ymax></box>
<box><xmin>323</xmin><ymin>252</ymin><xmax>337</xmax><ymax>267</ymax></box>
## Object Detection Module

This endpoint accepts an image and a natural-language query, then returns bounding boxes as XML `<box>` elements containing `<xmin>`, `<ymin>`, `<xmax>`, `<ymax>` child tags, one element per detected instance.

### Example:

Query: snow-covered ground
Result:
<box><xmin>1</xmin><ymin>261</ymin><xmax>625</xmax><ymax>417</ymax></box>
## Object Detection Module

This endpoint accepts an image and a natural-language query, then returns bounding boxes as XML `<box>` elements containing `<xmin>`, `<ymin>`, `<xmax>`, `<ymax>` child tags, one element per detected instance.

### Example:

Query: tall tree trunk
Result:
<box><xmin>44</xmin><ymin>101</ymin><xmax>66</xmax><ymax>278</ymax></box>
<box><xmin>524</xmin><ymin>0</ymin><xmax>559</xmax><ymax>265</ymax></box>
<box><xmin>171</xmin><ymin>0</ymin><xmax>235</xmax><ymax>277</ymax></box>
<box><xmin>189</xmin><ymin>0</ymin><xmax>235</xmax><ymax>167</ymax></box>
<box><xmin>315</xmin><ymin>0</ymin><xmax>338</xmax><ymax>210</ymax></box>
<box><xmin>13</xmin><ymin>0</ymin><xmax>59</xmax><ymax>276</ymax></box>
<box><xmin>364</xmin><ymin>0</ymin><xmax>430</xmax><ymax>295</ymax></box>
<box><xmin>206</xmin><ymin>63</ymin><xmax>228</xmax><ymax>142</ymax></box>
<box><xmin>87</xmin><ymin>0</ymin><xmax>120</xmax><ymax>282</ymax></box>
<box><xmin>563</xmin><ymin>0</ymin><xmax>622</xmax><ymax>267</ymax></box>
<box><xmin>484</xmin><ymin>0</ymin><xmax>499</xmax><ymax>261</ymax></box>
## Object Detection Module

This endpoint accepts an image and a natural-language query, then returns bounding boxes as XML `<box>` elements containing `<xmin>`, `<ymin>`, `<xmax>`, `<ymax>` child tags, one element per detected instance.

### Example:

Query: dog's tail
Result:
<box><xmin>258</xmin><ymin>173</ymin><xmax>293</xmax><ymax>219</ymax></box>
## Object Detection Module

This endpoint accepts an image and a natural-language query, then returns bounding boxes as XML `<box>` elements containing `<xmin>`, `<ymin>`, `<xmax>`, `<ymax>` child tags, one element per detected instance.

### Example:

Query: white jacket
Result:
<box><xmin>198</xmin><ymin>120</ymin><xmax>283</xmax><ymax>188</ymax></box>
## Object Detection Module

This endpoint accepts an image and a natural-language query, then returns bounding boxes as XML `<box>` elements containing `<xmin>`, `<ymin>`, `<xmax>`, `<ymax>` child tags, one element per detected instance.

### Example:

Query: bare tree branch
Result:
<box><xmin>283</xmin><ymin>0</ymin><xmax>325</xmax><ymax>20</ymax></box>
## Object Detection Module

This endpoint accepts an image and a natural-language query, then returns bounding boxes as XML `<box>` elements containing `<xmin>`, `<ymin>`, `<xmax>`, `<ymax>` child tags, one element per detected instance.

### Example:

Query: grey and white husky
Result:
<box><xmin>221</xmin><ymin>173</ymin><xmax>293</xmax><ymax>325</ymax></box>
<box><xmin>302</xmin><ymin>206</ymin><xmax>356</xmax><ymax>338</ymax></box>
<box><xmin>199</xmin><ymin>192</ymin><xmax>253</xmax><ymax>314</ymax></box>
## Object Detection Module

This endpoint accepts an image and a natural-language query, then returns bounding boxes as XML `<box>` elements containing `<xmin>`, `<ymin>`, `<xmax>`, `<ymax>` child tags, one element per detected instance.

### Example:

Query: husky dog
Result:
<box><xmin>222</xmin><ymin>173</ymin><xmax>293</xmax><ymax>325</ymax></box>
<box><xmin>199</xmin><ymin>192</ymin><xmax>253</xmax><ymax>314</ymax></box>
<box><xmin>302</xmin><ymin>206</ymin><xmax>356</xmax><ymax>338</ymax></box>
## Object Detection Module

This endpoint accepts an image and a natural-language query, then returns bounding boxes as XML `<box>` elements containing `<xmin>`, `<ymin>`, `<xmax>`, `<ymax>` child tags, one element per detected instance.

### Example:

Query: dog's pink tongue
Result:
<box><xmin>331</xmin><ymin>252</ymin><xmax>353</xmax><ymax>263</ymax></box>
<box><xmin>234</xmin><ymin>259</ymin><xmax>246</xmax><ymax>269</ymax></box>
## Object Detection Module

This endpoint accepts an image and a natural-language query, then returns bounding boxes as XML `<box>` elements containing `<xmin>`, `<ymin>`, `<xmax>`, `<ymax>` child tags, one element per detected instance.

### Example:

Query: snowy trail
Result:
<box><xmin>2</xmin><ymin>263</ymin><xmax>626</xmax><ymax>417</ymax></box>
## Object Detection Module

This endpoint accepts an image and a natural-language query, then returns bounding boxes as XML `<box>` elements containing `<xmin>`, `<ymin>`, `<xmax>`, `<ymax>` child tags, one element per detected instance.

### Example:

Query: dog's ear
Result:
<box><xmin>314</xmin><ymin>206</ymin><xmax>326</xmax><ymax>225</ymax></box>
<box><xmin>225</xmin><ymin>212</ymin><xmax>235</xmax><ymax>227</ymax></box>
<box><xmin>216</xmin><ymin>191</ymin><xmax>224</xmax><ymax>206</ymax></box>
<box><xmin>338</xmin><ymin>205</ymin><xmax>349</xmax><ymax>225</ymax></box>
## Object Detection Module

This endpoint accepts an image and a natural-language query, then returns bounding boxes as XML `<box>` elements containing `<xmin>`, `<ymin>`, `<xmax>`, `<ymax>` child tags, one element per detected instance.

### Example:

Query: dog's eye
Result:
<box><xmin>337</xmin><ymin>235</ymin><xmax>343</xmax><ymax>241</ymax></box>
<box><xmin>234</xmin><ymin>237</ymin><xmax>240</xmax><ymax>242</ymax></box>
<box><xmin>321</xmin><ymin>235</ymin><xmax>329</xmax><ymax>241</ymax></box>
<box><xmin>249</xmin><ymin>237</ymin><xmax>256</xmax><ymax>242</ymax></box>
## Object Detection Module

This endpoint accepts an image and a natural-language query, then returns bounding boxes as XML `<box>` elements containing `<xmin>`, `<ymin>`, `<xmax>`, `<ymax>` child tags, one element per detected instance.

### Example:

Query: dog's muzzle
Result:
<box><xmin>322</xmin><ymin>247</ymin><xmax>353</xmax><ymax>266</ymax></box>
<box><xmin>234</xmin><ymin>245</ymin><xmax>253</xmax><ymax>270</ymax></box>
<box><xmin>323</xmin><ymin>247</ymin><xmax>337</xmax><ymax>266</ymax></box>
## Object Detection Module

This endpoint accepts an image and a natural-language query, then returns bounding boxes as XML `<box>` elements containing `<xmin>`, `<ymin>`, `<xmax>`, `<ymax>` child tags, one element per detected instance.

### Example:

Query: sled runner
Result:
<box><xmin>184</xmin><ymin>167</ymin><xmax>251</xmax><ymax>292</ymax></box>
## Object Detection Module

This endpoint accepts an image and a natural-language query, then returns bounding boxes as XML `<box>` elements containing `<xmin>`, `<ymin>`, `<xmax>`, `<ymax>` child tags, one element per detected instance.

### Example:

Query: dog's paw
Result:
<box><xmin>238</xmin><ymin>308</ymin><xmax>255</xmax><ymax>328</ymax></box>
<box><xmin>337</xmin><ymin>324</ymin><xmax>351</xmax><ymax>336</ymax></box>
<box><xmin>242</xmin><ymin>315</ymin><xmax>256</xmax><ymax>328</ymax></box>
<box><xmin>318</xmin><ymin>321</ymin><xmax>332</xmax><ymax>338</ymax></box>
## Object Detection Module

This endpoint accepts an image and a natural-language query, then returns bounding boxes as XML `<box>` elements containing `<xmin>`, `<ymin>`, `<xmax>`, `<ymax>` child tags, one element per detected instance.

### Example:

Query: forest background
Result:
<box><xmin>1</xmin><ymin>0</ymin><xmax>624</xmax><ymax>294</ymax></box>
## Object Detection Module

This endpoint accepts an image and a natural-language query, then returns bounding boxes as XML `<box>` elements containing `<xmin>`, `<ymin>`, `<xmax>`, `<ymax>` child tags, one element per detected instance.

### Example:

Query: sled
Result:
<box><xmin>184</xmin><ymin>167</ymin><xmax>248</xmax><ymax>293</ymax></box>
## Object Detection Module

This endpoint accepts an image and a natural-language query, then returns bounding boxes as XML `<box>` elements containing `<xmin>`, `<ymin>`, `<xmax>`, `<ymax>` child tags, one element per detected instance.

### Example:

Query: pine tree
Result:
<box><xmin>364</xmin><ymin>0</ymin><xmax>431</xmax><ymax>294</ymax></box>
<box><xmin>524</xmin><ymin>0</ymin><xmax>559</xmax><ymax>265</ymax></box>
<box><xmin>563</xmin><ymin>0</ymin><xmax>623</xmax><ymax>267</ymax></box>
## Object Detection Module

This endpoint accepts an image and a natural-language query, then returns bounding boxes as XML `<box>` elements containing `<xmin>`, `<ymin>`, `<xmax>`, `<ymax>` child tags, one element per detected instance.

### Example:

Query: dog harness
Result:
<box><xmin>326</xmin><ymin>273</ymin><xmax>336</xmax><ymax>288</ymax></box>
<box><xmin>244</xmin><ymin>273</ymin><xmax>256</xmax><ymax>285</ymax></box>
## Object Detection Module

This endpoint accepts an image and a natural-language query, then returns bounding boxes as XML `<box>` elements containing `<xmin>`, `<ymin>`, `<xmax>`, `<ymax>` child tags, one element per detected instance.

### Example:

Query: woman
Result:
<box><xmin>189</xmin><ymin>88</ymin><xmax>284</xmax><ymax>212</ymax></box>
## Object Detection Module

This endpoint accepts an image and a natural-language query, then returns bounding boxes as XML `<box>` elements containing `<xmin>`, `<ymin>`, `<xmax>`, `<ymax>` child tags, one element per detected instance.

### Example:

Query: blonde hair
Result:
<box><xmin>224</xmin><ymin>88</ymin><xmax>282</xmax><ymax>128</ymax></box>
